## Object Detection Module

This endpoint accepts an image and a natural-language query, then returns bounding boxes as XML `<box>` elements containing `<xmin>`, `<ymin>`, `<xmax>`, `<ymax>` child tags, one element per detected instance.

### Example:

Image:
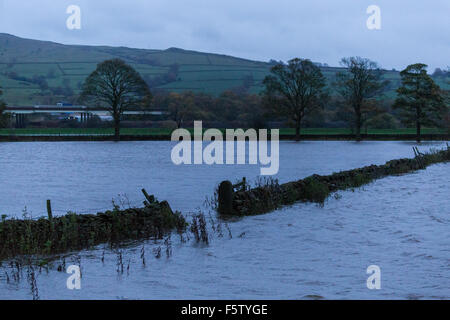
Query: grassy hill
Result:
<box><xmin>0</xmin><ymin>33</ymin><xmax>448</xmax><ymax>106</ymax></box>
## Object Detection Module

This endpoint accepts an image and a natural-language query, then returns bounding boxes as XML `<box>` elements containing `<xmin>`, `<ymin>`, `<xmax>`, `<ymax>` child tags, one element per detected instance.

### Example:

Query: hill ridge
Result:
<box><xmin>0</xmin><ymin>33</ymin><xmax>448</xmax><ymax>106</ymax></box>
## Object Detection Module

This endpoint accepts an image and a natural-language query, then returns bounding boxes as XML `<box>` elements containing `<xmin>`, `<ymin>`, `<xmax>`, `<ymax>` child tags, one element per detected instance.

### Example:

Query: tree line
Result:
<box><xmin>1</xmin><ymin>57</ymin><xmax>449</xmax><ymax>142</ymax></box>
<box><xmin>263</xmin><ymin>57</ymin><xmax>448</xmax><ymax>141</ymax></box>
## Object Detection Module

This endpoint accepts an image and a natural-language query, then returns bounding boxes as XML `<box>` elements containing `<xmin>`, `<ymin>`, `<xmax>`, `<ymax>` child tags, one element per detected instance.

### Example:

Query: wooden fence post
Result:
<box><xmin>47</xmin><ymin>199</ymin><xmax>54</xmax><ymax>232</ymax></box>
<box><xmin>142</xmin><ymin>188</ymin><xmax>155</xmax><ymax>204</ymax></box>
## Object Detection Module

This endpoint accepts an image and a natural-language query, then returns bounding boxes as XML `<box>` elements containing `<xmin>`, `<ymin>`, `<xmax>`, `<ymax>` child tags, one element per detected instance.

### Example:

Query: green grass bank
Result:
<box><xmin>0</xmin><ymin>127</ymin><xmax>448</xmax><ymax>141</ymax></box>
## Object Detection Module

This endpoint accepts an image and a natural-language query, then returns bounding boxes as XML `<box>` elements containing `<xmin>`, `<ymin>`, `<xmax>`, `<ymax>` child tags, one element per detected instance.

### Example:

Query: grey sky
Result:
<box><xmin>0</xmin><ymin>0</ymin><xmax>448</xmax><ymax>71</ymax></box>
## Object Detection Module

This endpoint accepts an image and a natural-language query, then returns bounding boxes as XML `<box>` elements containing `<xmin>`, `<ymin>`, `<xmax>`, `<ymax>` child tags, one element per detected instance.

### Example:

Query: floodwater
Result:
<box><xmin>0</xmin><ymin>141</ymin><xmax>448</xmax><ymax>299</ymax></box>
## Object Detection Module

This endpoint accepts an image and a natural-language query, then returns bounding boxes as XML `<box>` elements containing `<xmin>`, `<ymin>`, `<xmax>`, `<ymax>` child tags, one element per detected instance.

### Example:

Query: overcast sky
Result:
<box><xmin>0</xmin><ymin>0</ymin><xmax>448</xmax><ymax>70</ymax></box>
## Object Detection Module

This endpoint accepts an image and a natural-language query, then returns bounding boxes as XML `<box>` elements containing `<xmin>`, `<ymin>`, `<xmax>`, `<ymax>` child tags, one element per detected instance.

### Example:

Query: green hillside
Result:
<box><xmin>0</xmin><ymin>33</ymin><xmax>448</xmax><ymax>106</ymax></box>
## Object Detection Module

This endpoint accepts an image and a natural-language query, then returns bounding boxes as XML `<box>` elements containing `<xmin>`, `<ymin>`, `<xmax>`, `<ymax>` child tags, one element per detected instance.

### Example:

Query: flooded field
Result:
<box><xmin>0</xmin><ymin>141</ymin><xmax>448</xmax><ymax>299</ymax></box>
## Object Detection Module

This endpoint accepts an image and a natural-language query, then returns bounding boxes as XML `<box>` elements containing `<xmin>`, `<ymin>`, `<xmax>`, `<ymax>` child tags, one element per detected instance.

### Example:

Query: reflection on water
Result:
<box><xmin>0</xmin><ymin>141</ymin><xmax>448</xmax><ymax>299</ymax></box>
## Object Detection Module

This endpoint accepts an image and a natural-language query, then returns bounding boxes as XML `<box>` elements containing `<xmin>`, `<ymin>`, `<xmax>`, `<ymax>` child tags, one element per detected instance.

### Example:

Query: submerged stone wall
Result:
<box><xmin>221</xmin><ymin>146</ymin><xmax>450</xmax><ymax>216</ymax></box>
<box><xmin>0</xmin><ymin>198</ymin><xmax>186</xmax><ymax>261</ymax></box>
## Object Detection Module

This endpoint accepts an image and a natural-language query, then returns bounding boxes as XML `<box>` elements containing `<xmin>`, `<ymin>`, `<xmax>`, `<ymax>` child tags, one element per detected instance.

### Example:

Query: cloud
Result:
<box><xmin>0</xmin><ymin>0</ymin><xmax>448</xmax><ymax>70</ymax></box>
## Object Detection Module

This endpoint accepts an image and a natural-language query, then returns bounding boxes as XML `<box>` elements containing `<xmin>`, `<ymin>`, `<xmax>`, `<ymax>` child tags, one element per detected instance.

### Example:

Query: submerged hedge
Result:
<box><xmin>0</xmin><ymin>199</ymin><xmax>186</xmax><ymax>261</ymax></box>
<box><xmin>229</xmin><ymin>146</ymin><xmax>450</xmax><ymax>216</ymax></box>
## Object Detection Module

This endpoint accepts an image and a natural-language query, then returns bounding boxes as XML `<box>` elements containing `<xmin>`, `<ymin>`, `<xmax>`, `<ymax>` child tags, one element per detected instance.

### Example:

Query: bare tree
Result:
<box><xmin>80</xmin><ymin>59</ymin><xmax>151</xmax><ymax>141</ymax></box>
<box><xmin>166</xmin><ymin>92</ymin><xmax>207</xmax><ymax>128</ymax></box>
<box><xmin>263</xmin><ymin>58</ymin><xmax>327</xmax><ymax>141</ymax></box>
<box><xmin>335</xmin><ymin>57</ymin><xmax>387</xmax><ymax>141</ymax></box>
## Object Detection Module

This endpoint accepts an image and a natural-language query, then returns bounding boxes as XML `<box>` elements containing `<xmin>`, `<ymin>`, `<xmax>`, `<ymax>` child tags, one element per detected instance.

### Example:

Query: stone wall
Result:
<box><xmin>0</xmin><ymin>198</ymin><xmax>186</xmax><ymax>261</ymax></box>
<box><xmin>224</xmin><ymin>146</ymin><xmax>450</xmax><ymax>216</ymax></box>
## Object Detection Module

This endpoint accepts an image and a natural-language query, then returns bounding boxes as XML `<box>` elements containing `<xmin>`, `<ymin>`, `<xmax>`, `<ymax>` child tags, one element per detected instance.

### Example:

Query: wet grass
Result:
<box><xmin>1</xmin><ymin>127</ymin><xmax>446</xmax><ymax>137</ymax></box>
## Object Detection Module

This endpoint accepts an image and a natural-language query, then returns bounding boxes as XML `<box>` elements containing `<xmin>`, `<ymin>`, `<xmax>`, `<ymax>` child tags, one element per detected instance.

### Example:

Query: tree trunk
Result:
<box><xmin>114</xmin><ymin>117</ymin><xmax>121</xmax><ymax>142</ymax></box>
<box><xmin>416</xmin><ymin>105</ymin><xmax>422</xmax><ymax>143</ymax></box>
<box><xmin>295</xmin><ymin>121</ymin><xmax>301</xmax><ymax>141</ymax></box>
<box><xmin>355</xmin><ymin>108</ymin><xmax>362</xmax><ymax>142</ymax></box>
<box><xmin>416</xmin><ymin>120</ymin><xmax>421</xmax><ymax>143</ymax></box>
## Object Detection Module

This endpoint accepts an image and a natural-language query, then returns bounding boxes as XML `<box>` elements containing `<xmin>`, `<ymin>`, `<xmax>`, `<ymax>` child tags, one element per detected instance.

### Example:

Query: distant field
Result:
<box><xmin>0</xmin><ymin>127</ymin><xmax>447</xmax><ymax>137</ymax></box>
<box><xmin>1</xmin><ymin>33</ymin><xmax>449</xmax><ymax>105</ymax></box>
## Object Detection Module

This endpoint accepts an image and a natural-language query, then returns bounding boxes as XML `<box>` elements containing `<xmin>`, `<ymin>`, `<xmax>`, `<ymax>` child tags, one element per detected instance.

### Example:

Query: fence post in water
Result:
<box><xmin>413</xmin><ymin>146</ymin><xmax>425</xmax><ymax>169</ymax></box>
<box><xmin>142</xmin><ymin>188</ymin><xmax>155</xmax><ymax>204</ymax></box>
<box><xmin>218</xmin><ymin>181</ymin><xmax>234</xmax><ymax>215</ymax></box>
<box><xmin>46</xmin><ymin>199</ymin><xmax>54</xmax><ymax>232</ymax></box>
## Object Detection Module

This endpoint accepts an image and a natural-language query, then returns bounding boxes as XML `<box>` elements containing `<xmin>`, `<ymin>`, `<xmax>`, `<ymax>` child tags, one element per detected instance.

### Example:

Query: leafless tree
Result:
<box><xmin>263</xmin><ymin>58</ymin><xmax>327</xmax><ymax>141</ymax></box>
<box><xmin>335</xmin><ymin>57</ymin><xmax>387</xmax><ymax>141</ymax></box>
<box><xmin>80</xmin><ymin>59</ymin><xmax>151</xmax><ymax>141</ymax></box>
